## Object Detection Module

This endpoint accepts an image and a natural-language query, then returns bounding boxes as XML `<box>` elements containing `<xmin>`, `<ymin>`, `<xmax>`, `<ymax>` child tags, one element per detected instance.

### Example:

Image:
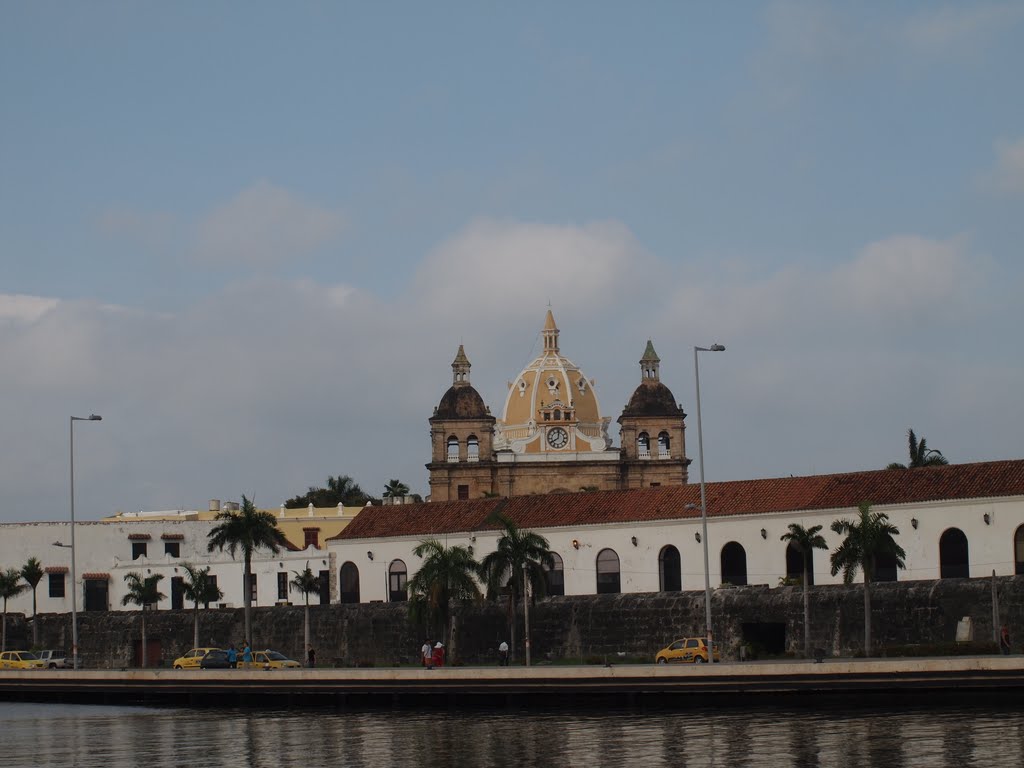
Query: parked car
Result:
<box><xmin>0</xmin><ymin>651</ymin><xmax>46</xmax><ymax>670</ymax></box>
<box><xmin>199</xmin><ymin>650</ymin><xmax>232</xmax><ymax>669</ymax></box>
<box><xmin>172</xmin><ymin>647</ymin><xmax>222</xmax><ymax>669</ymax></box>
<box><xmin>239</xmin><ymin>650</ymin><xmax>302</xmax><ymax>669</ymax></box>
<box><xmin>655</xmin><ymin>637</ymin><xmax>721</xmax><ymax>664</ymax></box>
<box><xmin>36</xmin><ymin>650</ymin><xmax>69</xmax><ymax>669</ymax></box>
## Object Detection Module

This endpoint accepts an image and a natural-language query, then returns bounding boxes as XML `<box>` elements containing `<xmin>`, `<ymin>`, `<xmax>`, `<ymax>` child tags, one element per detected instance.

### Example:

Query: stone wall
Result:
<box><xmin>4</xmin><ymin>577</ymin><xmax>1021</xmax><ymax>667</ymax></box>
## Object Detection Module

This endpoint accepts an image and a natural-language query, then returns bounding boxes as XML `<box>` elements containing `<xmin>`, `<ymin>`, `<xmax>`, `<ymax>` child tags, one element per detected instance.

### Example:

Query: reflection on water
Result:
<box><xmin>3</xmin><ymin>701</ymin><xmax>1024</xmax><ymax>768</ymax></box>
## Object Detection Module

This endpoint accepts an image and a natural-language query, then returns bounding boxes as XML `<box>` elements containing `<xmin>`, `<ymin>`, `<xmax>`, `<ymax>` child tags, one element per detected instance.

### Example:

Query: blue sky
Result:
<box><xmin>2</xmin><ymin>2</ymin><xmax>1022</xmax><ymax>522</ymax></box>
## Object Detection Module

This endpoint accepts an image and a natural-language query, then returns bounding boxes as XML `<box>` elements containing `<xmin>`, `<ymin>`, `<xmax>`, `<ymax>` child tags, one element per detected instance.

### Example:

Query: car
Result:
<box><xmin>0</xmin><ymin>651</ymin><xmax>47</xmax><ymax>670</ymax></box>
<box><xmin>36</xmin><ymin>649</ymin><xmax>69</xmax><ymax>669</ymax></box>
<box><xmin>199</xmin><ymin>649</ymin><xmax>232</xmax><ymax>669</ymax></box>
<box><xmin>172</xmin><ymin>647</ymin><xmax>222</xmax><ymax>669</ymax></box>
<box><xmin>655</xmin><ymin>637</ymin><xmax>721</xmax><ymax>664</ymax></box>
<box><xmin>239</xmin><ymin>650</ymin><xmax>302</xmax><ymax>669</ymax></box>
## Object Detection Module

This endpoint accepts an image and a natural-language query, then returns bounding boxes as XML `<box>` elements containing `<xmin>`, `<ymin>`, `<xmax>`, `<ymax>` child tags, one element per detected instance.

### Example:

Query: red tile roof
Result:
<box><xmin>81</xmin><ymin>572</ymin><xmax>110</xmax><ymax>580</ymax></box>
<box><xmin>332</xmin><ymin>460</ymin><xmax>1024</xmax><ymax>541</ymax></box>
<box><xmin>127</xmin><ymin>533</ymin><xmax>152</xmax><ymax>540</ymax></box>
<box><xmin>44</xmin><ymin>566</ymin><xmax>69</xmax><ymax>574</ymax></box>
<box><xmin>160</xmin><ymin>533</ymin><xmax>184</xmax><ymax>540</ymax></box>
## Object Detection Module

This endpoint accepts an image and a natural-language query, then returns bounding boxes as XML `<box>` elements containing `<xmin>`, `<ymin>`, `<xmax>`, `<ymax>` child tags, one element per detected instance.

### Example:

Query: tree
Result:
<box><xmin>382</xmin><ymin>479</ymin><xmax>410</xmax><ymax>499</ymax></box>
<box><xmin>20</xmin><ymin>557</ymin><xmax>44</xmax><ymax>646</ymax></box>
<box><xmin>207</xmin><ymin>495</ymin><xmax>290</xmax><ymax>649</ymax></box>
<box><xmin>121</xmin><ymin>572</ymin><xmax>165</xmax><ymax>668</ymax></box>
<box><xmin>887</xmin><ymin>428</ymin><xmax>949</xmax><ymax>469</ymax></box>
<box><xmin>477</xmin><ymin>514</ymin><xmax>554</xmax><ymax>664</ymax></box>
<box><xmin>0</xmin><ymin>568</ymin><xmax>27</xmax><ymax>652</ymax></box>
<box><xmin>407</xmin><ymin>539</ymin><xmax>481</xmax><ymax>659</ymax></box>
<box><xmin>830</xmin><ymin>502</ymin><xmax>907</xmax><ymax>656</ymax></box>
<box><xmin>290</xmin><ymin>566</ymin><xmax>322</xmax><ymax>660</ymax></box>
<box><xmin>181</xmin><ymin>563</ymin><xmax>223</xmax><ymax>650</ymax></box>
<box><xmin>285</xmin><ymin>474</ymin><xmax>377</xmax><ymax>508</ymax></box>
<box><xmin>780</xmin><ymin>524</ymin><xmax>828</xmax><ymax>658</ymax></box>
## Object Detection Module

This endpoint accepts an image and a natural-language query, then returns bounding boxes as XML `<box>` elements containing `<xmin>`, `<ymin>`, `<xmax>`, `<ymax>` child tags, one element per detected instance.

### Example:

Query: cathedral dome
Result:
<box><xmin>434</xmin><ymin>384</ymin><xmax>489</xmax><ymax>420</ymax></box>
<box><xmin>621</xmin><ymin>380</ymin><xmax>684</xmax><ymax>418</ymax></box>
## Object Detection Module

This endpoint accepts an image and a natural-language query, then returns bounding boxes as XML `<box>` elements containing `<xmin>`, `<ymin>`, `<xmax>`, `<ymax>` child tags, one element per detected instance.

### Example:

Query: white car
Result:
<box><xmin>36</xmin><ymin>650</ymin><xmax>70</xmax><ymax>669</ymax></box>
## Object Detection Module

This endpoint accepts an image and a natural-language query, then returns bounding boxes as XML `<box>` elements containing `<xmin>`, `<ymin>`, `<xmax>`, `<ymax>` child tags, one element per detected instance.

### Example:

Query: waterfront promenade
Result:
<box><xmin>2</xmin><ymin>656</ymin><xmax>1023</xmax><ymax>708</ymax></box>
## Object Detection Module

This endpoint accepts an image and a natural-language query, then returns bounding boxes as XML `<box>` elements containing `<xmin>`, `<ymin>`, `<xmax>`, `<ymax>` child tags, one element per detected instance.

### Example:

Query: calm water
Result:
<box><xmin>4</xmin><ymin>701</ymin><xmax>1024</xmax><ymax>767</ymax></box>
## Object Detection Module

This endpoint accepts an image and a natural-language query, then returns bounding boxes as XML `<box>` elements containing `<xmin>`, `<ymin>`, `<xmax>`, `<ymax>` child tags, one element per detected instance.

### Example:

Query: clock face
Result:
<box><xmin>547</xmin><ymin>427</ymin><xmax>569</xmax><ymax>449</ymax></box>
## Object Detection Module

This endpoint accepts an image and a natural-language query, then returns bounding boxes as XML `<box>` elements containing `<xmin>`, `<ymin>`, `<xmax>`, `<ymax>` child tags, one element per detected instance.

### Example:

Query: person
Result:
<box><xmin>242</xmin><ymin>641</ymin><xmax>253</xmax><ymax>666</ymax></box>
<box><xmin>432</xmin><ymin>641</ymin><xmax>445</xmax><ymax>668</ymax></box>
<box><xmin>498</xmin><ymin>640</ymin><xmax>509</xmax><ymax>667</ymax></box>
<box><xmin>226</xmin><ymin>644</ymin><xmax>238</xmax><ymax>669</ymax></box>
<box><xmin>1001</xmin><ymin>624</ymin><xmax>1011</xmax><ymax>655</ymax></box>
<box><xmin>421</xmin><ymin>640</ymin><xmax>433</xmax><ymax>668</ymax></box>
<box><xmin>307</xmin><ymin>646</ymin><xmax>316</xmax><ymax>668</ymax></box>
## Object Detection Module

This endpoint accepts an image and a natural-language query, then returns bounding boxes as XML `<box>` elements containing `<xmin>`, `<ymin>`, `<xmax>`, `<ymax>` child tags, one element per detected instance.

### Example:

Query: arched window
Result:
<box><xmin>637</xmin><ymin>432</ymin><xmax>650</xmax><ymax>458</ymax></box>
<box><xmin>596</xmin><ymin>549</ymin><xmax>620</xmax><ymax>594</ymax></box>
<box><xmin>875</xmin><ymin>551</ymin><xmax>898</xmax><ymax>582</ymax></box>
<box><xmin>785</xmin><ymin>541</ymin><xmax>814</xmax><ymax>585</ymax></box>
<box><xmin>388</xmin><ymin>560</ymin><xmax>408</xmax><ymax>602</ymax></box>
<box><xmin>543</xmin><ymin>552</ymin><xmax>565</xmax><ymax>596</ymax></box>
<box><xmin>721</xmin><ymin>542</ymin><xmax>747</xmax><ymax>586</ymax></box>
<box><xmin>939</xmin><ymin>528</ymin><xmax>969</xmax><ymax>579</ymax></box>
<box><xmin>340</xmin><ymin>562</ymin><xmax>360</xmax><ymax>604</ymax></box>
<box><xmin>467</xmin><ymin>435</ymin><xmax>479</xmax><ymax>462</ymax></box>
<box><xmin>446</xmin><ymin>436</ymin><xmax>459</xmax><ymax>462</ymax></box>
<box><xmin>657</xmin><ymin>432</ymin><xmax>670</xmax><ymax>457</ymax></box>
<box><xmin>659</xmin><ymin>545</ymin><xmax>681</xmax><ymax>591</ymax></box>
<box><xmin>1015</xmin><ymin>525</ymin><xmax>1024</xmax><ymax>575</ymax></box>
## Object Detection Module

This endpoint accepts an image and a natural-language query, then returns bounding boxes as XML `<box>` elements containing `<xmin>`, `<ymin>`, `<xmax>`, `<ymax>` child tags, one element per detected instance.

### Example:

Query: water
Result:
<box><xmin>3</xmin><ymin>702</ymin><xmax>1023</xmax><ymax>767</ymax></box>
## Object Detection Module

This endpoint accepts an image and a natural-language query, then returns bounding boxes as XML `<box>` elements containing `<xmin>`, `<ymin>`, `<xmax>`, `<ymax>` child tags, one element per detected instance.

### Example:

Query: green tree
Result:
<box><xmin>0</xmin><ymin>568</ymin><xmax>28</xmax><ymax>652</ymax></box>
<box><xmin>285</xmin><ymin>474</ymin><xmax>376</xmax><ymax>508</ymax></box>
<box><xmin>407</xmin><ymin>540</ymin><xmax>481</xmax><ymax>659</ymax></box>
<box><xmin>830</xmin><ymin>502</ymin><xmax>907</xmax><ymax>656</ymax></box>
<box><xmin>477</xmin><ymin>514</ymin><xmax>554</xmax><ymax>664</ymax></box>
<box><xmin>780</xmin><ymin>524</ymin><xmax>828</xmax><ymax>658</ymax></box>
<box><xmin>20</xmin><ymin>557</ymin><xmax>44</xmax><ymax>646</ymax></box>
<box><xmin>887</xmin><ymin>428</ymin><xmax>949</xmax><ymax>469</ymax></box>
<box><xmin>121</xmin><ymin>572</ymin><xmax>165</xmax><ymax>668</ymax></box>
<box><xmin>290</xmin><ymin>566</ymin><xmax>322</xmax><ymax>661</ymax></box>
<box><xmin>383</xmin><ymin>479</ymin><xmax>410</xmax><ymax>499</ymax></box>
<box><xmin>207</xmin><ymin>495</ymin><xmax>289</xmax><ymax>649</ymax></box>
<box><xmin>181</xmin><ymin>563</ymin><xmax>223</xmax><ymax>650</ymax></box>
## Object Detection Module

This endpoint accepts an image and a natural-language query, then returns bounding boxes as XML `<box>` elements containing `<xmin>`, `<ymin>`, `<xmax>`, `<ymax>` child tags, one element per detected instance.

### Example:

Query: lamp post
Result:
<box><xmin>70</xmin><ymin>414</ymin><xmax>102</xmax><ymax>670</ymax></box>
<box><xmin>694</xmin><ymin>345</ymin><xmax>724</xmax><ymax>664</ymax></box>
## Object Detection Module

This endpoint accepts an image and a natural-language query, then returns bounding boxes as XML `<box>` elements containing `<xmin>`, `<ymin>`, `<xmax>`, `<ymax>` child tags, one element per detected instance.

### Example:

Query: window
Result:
<box><xmin>246</xmin><ymin>574</ymin><xmax>258</xmax><ymax>603</ymax></box>
<box><xmin>171</xmin><ymin>576</ymin><xmax>184</xmax><ymax>610</ymax></box>
<box><xmin>458</xmin><ymin>485</ymin><xmax>470</xmax><ymax>500</ymax></box>
<box><xmin>48</xmin><ymin>573</ymin><xmax>65</xmax><ymax>598</ymax></box>
<box><xmin>206</xmin><ymin>575</ymin><xmax>218</xmax><ymax>607</ymax></box>
<box><xmin>447</xmin><ymin>436</ymin><xmax>459</xmax><ymax>462</ymax></box>
<box><xmin>658</xmin><ymin>432</ymin><xmax>670</xmax><ymax>457</ymax></box>
<box><xmin>1015</xmin><ymin>525</ymin><xmax>1024</xmax><ymax>575</ymax></box>
<box><xmin>304</xmin><ymin>528</ymin><xmax>320</xmax><ymax>549</ymax></box>
<box><xmin>277</xmin><ymin>572</ymin><xmax>289</xmax><ymax>600</ymax></box>
<box><xmin>875</xmin><ymin>552</ymin><xmax>899</xmax><ymax>582</ymax></box>
<box><xmin>637</xmin><ymin>433</ymin><xmax>650</xmax><ymax>458</ymax></box>
<box><xmin>389</xmin><ymin>560</ymin><xmax>408</xmax><ymax>602</ymax></box>
<box><xmin>659</xmin><ymin>545</ymin><xmax>681</xmax><ymax>591</ymax></box>
<box><xmin>543</xmin><ymin>553</ymin><xmax>565</xmax><ymax>596</ymax></box>
<box><xmin>164</xmin><ymin>542</ymin><xmax>180</xmax><ymax>558</ymax></box>
<box><xmin>131</xmin><ymin>542</ymin><xmax>148</xmax><ymax>560</ymax></box>
<box><xmin>721</xmin><ymin>542</ymin><xmax>748</xmax><ymax>586</ymax></box>
<box><xmin>467</xmin><ymin>435</ymin><xmax>479</xmax><ymax>462</ymax></box>
<box><xmin>939</xmin><ymin>528</ymin><xmax>969</xmax><ymax>579</ymax></box>
<box><xmin>340</xmin><ymin>562</ymin><xmax>360</xmax><ymax>604</ymax></box>
<box><xmin>685</xmin><ymin>639</ymin><xmax>699</xmax><ymax>649</ymax></box>
<box><xmin>596</xmin><ymin>549</ymin><xmax>620</xmax><ymax>594</ymax></box>
<box><xmin>543</xmin><ymin>412</ymin><xmax>550</xmax><ymax>421</ymax></box>
<box><xmin>554</xmin><ymin>410</ymin><xmax>561</xmax><ymax>421</ymax></box>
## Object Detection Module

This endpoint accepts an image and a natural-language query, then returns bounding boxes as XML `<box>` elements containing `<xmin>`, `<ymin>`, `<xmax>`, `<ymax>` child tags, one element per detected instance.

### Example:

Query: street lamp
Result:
<box><xmin>70</xmin><ymin>413</ymin><xmax>102</xmax><ymax>670</ymax></box>
<box><xmin>694</xmin><ymin>344</ymin><xmax>724</xmax><ymax>664</ymax></box>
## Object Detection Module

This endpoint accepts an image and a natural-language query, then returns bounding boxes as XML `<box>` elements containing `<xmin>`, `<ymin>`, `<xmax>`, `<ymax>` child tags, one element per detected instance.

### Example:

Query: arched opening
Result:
<box><xmin>339</xmin><ymin>562</ymin><xmax>360</xmax><ymax>604</ymax></box>
<box><xmin>543</xmin><ymin>552</ymin><xmax>565</xmax><ymax>596</ymax></box>
<box><xmin>875</xmin><ymin>552</ymin><xmax>898</xmax><ymax>582</ymax></box>
<box><xmin>446</xmin><ymin>436</ymin><xmax>459</xmax><ymax>462</ymax></box>
<box><xmin>596</xmin><ymin>549</ymin><xmax>620</xmax><ymax>594</ymax></box>
<box><xmin>388</xmin><ymin>560</ymin><xmax>408</xmax><ymax>602</ymax></box>
<box><xmin>637</xmin><ymin>432</ymin><xmax>650</xmax><ymax>458</ymax></box>
<box><xmin>467</xmin><ymin>435</ymin><xmax>479</xmax><ymax>462</ymax></box>
<box><xmin>785</xmin><ymin>541</ymin><xmax>814</xmax><ymax>585</ymax></box>
<box><xmin>657</xmin><ymin>431</ymin><xmax>670</xmax><ymax>457</ymax></box>
<box><xmin>659</xmin><ymin>545</ymin><xmax>681</xmax><ymax>591</ymax></box>
<box><xmin>1015</xmin><ymin>525</ymin><xmax>1024</xmax><ymax>575</ymax></box>
<box><xmin>939</xmin><ymin>528</ymin><xmax>969</xmax><ymax>579</ymax></box>
<box><xmin>720</xmin><ymin>542</ymin><xmax>747</xmax><ymax>586</ymax></box>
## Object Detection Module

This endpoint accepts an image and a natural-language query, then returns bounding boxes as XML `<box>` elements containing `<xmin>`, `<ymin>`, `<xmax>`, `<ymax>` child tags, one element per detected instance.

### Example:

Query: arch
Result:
<box><xmin>1015</xmin><ymin>525</ymin><xmax>1024</xmax><ymax>575</ymax></box>
<box><xmin>467</xmin><ymin>435</ymin><xmax>479</xmax><ymax>462</ymax></box>
<box><xmin>388</xmin><ymin>559</ymin><xmax>408</xmax><ymax>602</ymax></box>
<box><xmin>637</xmin><ymin>432</ymin><xmax>650</xmax><ymax>458</ymax></box>
<box><xmin>785</xmin><ymin>542</ymin><xmax>814</xmax><ymax>585</ymax></box>
<box><xmin>657</xmin><ymin>431</ymin><xmax>670</xmax><ymax>457</ymax></box>
<box><xmin>340</xmin><ymin>561</ymin><xmax>360</xmax><ymax>604</ymax></box>
<box><xmin>543</xmin><ymin>552</ymin><xmax>565</xmax><ymax>596</ymax></box>
<box><xmin>446</xmin><ymin>436</ymin><xmax>459</xmax><ymax>462</ymax></box>
<box><xmin>939</xmin><ymin>528</ymin><xmax>969</xmax><ymax>579</ymax></box>
<box><xmin>596</xmin><ymin>548</ymin><xmax>621</xmax><ymax>594</ymax></box>
<box><xmin>720</xmin><ymin>542</ymin><xmax>747</xmax><ymax>586</ymax></box>
<box><xmin>659</xmin><ymin>545</ymin><xmax>681</xmax><ymax>591</ymax></box>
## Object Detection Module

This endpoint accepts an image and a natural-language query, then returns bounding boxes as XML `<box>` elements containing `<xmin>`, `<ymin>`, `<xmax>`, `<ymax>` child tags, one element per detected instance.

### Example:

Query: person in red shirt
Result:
<box><xmin>432</xmin><ymin>642</ymin><xmax>445</xmax><ymax>668</ymax></box>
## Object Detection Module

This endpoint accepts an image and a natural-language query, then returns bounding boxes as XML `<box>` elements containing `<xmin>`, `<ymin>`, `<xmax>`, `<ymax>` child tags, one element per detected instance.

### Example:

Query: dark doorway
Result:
<box><xmin>939</xmin><ymin>528</ymin><xmax>969</xmax><ymax>579</ymax></box>
<box><xmin>596</xmin><ymin>549</ymin><xmax>621</xmax><ymax>594</ymax></box>
<box><xmin>388</xmin><ymin>560</ymin><xmax>408</xmax><ymax>602</ymax></box>
<box><xmin>84</xmin><ymin>579</ymin><xmax>108</xmax><ymax>611</ymax></box>
<box><xmin>741</xmin><ymin>622</ymin><xmax>786</xmax><ymax>658</ymax></box>
<box><xmin>133</xmin><ymin>637</ymin><xmax>163</xmax><ymax>668</ymax></box>
<box><xmin>785</xmin><ymin>542</ymin><xmax>814</xmax><ymax>585</ymax></box>
<box><xmin>1015</xmin><ymin>525</ymin><xmax>1024</xmax><ymax>575</ymax></box>
<box><xmin>659</xmin><ymin>545</ymin><xmax>681</xmax><ymax>591</ymax></box>
<box><xmin>340</xmin><ymin>562</ymin><xmax>360</xmax><ymax>603</ymax></box>
<box><xmin>170</xmin><ymin>576</ymin><xmax>184</xmax><ymax>610</ymax></box>
<box><xmin>875</xmin><ymin>552</ymin><xmax>898</xmax><ymax>582</ymax></box>
<box><xmin>318</xmin><ymin>570</ymin><xmax>330</xmax><ymax>605</ymax></box>
<box><xmin>543</xmin><ymin>553</ymin><xmax>565</xmax><ymax>596</ymax></box>
<box><xmin>721</xmin><ymin>542</ymin><xmax>748</xmax><ymax>586</ymax></box>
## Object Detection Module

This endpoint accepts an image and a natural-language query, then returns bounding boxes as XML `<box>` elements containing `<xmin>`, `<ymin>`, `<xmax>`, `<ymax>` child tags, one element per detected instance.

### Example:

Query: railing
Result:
<box><xmin>447</xmin><ymin>455</ymin><xmax>459</xmax><ymax>463</ymax></box>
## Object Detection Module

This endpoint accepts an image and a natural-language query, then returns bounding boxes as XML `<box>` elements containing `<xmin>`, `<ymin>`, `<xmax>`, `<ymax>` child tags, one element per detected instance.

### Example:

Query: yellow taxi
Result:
<box><xmin>239</xmin><ymin>650</ymin><xmax>302</xmax><ymax>669</ymax></box>
<box><xmin>655</xmin><ymin>637</ymin><xmax>721</xmax><ymax>664</ymax></box>
<box><xmin>0</xmin><ymin>651</ymin><xmax>46</xmax><ymax>670</ymax></box>
<box><xmin>172</xmin><ymin>647</ymin><xmax>221</xmax><ymax>669</ymax></box>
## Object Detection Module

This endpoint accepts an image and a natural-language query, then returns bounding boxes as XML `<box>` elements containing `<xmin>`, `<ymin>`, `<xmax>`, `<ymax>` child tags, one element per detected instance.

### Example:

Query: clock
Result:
<box><xmin>547</xmin><ymin>427</ymin><xmax>569</xmax><ymax>449</ymax></box>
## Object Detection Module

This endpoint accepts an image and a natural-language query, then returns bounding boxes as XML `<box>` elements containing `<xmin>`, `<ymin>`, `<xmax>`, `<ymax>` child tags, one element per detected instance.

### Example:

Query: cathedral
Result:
<box><xmin>427</xmin><ymin>310</ymin><xmax>691</xmax><ymax>501</ymax></box>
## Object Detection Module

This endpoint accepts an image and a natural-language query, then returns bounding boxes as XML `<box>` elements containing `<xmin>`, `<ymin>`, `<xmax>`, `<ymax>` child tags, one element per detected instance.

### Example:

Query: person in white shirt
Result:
<box><xmin>499</xmin><ymin>640</ymin><xmax>509</xmax><ymax>666</ymax></box>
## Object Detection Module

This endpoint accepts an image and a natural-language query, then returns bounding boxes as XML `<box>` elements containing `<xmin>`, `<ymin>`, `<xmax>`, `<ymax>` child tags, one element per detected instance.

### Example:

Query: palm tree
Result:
<box><xmin>207</xmin><ymin>495</ymin><xmax>289</xmax><ymax>648</ymax></box>
<box><xmin>181</xmin><ymin>564</ymin><xmax>223</xmax><ymax>649</ymax></box>
<box><xmin>887</xmin><ymin>428</ymin><xmax>949</xmax><ymax>469</ymax></box>
<box><xmin>407</xmin><ymin>540</ymin><xmax>481</xmax><ymax>659</ymax></box>
<box><xmin>290</xmin><ymin>566</ymin><xmax>321</xmax><ymax>659</ymax></box>
<box><xmin>830</xmin><ymin>502</ymin><xmax>907</xmax><ymax>656</ymax></box>
<box><xmin>121</xmin><ymin>572</ymin><xmax>165</xmax><ymax>667</ymax></box>
<box><xmin>477</xmin><ymin>514</ymin><xmax>554</xmax><ymax>664</ymax></box>
<box><xmin>20</xmin><ymin>557</ymin><xmax>44</xmax><ymax>646</ymax></box>
<box><xmin>383</xmin><ymin>479</ymin><xmax>410</xmax><ymax>499</ymax></box>
<box><xmin>0</xmin><ymin>568</ymin><xmax>28</xmax><ymax>652</ymax></box>
<box><xmin>780</xmin><ymin>524</ymin><xmax>828</xmax><ymax>658</ymax></box>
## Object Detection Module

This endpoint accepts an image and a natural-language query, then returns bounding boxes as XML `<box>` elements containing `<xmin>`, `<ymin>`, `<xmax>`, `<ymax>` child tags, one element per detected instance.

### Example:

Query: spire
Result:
<box><xmin>542</xmin><ymin>308</ymin><xmax>560</xmax><ymax>354</ymax></box>
<box><xmin>451</xmin><ymin>344</ymin><xmax>471</xmax><ymax>386</ymax></box>
<box><xmin>640</xmin><ymin>340</ymin><xmax>660</xmax><ymax>381</ymax></box>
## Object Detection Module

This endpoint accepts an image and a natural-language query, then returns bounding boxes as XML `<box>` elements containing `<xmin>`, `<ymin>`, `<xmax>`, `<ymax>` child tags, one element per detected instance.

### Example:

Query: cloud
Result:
<box><xmin>981</xmin><ymin>136</ymin><xmax>1024</xmax><ymax>195</ymax></box>
<box><xmin>0</xmin><ymin>294</ymin><xmax>59</xmax><ymax>324</ymax></box>
<box><xmin>903</xmin><ymin>4</ymin><xmax>1024</xmax><ymax>54</ymax></box>
<box><xmin>192</xmin><ymin>180</ymin><xmax>347</xmax><ymax>267</ymax></box>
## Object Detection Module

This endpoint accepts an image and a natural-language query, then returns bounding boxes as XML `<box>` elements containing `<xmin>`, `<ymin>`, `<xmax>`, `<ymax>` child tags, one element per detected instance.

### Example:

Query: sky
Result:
<box><xmin>2</xmin><ymin>2</ymin><xmax>1022</xmax><ymax>523</ymax></box>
